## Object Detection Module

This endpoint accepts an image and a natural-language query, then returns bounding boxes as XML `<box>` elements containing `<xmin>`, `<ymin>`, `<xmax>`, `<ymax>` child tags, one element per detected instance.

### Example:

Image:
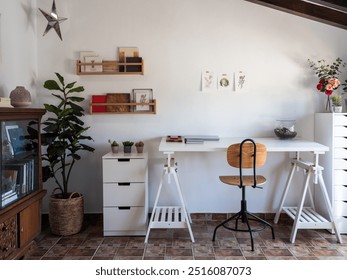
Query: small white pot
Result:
<box><xmin>333</xmin><ymin>106</ymin><xmax>342</xmax><ymax>113</ymax></box>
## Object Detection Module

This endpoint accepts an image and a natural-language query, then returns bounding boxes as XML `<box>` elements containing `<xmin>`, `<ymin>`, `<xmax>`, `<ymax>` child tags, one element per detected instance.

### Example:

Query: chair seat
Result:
<box><xmin>219</xmin><ymin>175</ymin><xmax>266</xmax><ymax>187</ymax></box>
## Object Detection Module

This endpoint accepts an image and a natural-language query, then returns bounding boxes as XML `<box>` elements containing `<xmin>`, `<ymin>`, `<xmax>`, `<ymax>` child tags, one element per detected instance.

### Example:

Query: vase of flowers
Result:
<box><xmin>308</xmin><ymin>58</ymin><xmax>345</xmax><ymax>112</ymax></box>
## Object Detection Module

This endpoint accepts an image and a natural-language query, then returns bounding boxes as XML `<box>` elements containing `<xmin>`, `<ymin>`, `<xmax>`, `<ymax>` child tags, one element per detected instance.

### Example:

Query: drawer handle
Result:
<box><xmin>118</xmin><ymin>182</ymin><xmax>131</xmax><ymax>186</ymax></box>
<box><xmin>118</xmin><ymin>158</ymin><xmax>130</xmax><ymax>162</ymax></box>
<box><xmin>118</xmin><ymin>206</ymin><xmax>131</xmax><ymax>210</ymax></box>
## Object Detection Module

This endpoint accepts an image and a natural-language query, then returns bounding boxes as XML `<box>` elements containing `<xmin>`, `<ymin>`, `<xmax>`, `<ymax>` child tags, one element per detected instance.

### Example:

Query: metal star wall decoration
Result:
<box><xmin>39</xmin><ymin>0</ymin><xmax>67</xmax><ymax>41</ymax></box>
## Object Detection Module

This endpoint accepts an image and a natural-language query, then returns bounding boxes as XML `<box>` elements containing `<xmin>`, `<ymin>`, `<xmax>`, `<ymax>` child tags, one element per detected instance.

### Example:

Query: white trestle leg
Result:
<box><xmin>274</xmin><ymin>157</ymin><xmax>342</xmax><ymax>244</ymax></box>
<box><xmin>145</xmin><ymin>152</ymin><xmax>195</xmax><ymax>243</ymax></box>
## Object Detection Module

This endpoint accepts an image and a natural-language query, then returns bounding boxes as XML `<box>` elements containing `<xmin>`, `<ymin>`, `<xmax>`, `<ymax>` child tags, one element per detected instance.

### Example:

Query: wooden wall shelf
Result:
<box><xmin>76</xmin><ymin>60</ymin><xmax>144</xmax><ymax>75</ymax></box>
<box><xmin>90</xmin><ymin>100</ymin><xmax>156</xmax><ymax>114</ymax></box>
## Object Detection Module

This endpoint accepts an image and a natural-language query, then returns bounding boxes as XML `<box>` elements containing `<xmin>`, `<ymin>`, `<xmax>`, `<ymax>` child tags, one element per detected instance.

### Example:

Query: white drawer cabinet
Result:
<box><xmin>315</xmin><ymin>113</ymin><xmax>347</xmax><ymax>233</ymax></box>
<box><xmin>102</xmin><ymin>152</ymin><xmax>148</xmax><ymax>236</ymax></box>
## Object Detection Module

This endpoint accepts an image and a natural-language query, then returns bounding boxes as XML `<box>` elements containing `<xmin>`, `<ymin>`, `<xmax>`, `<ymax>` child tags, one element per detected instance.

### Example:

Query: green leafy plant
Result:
<box><xmin>108</xmin><ymin>139</ymin><xmax>119</xmax><ymax>146</ymax></box>
<box><xmin>331</xmin><ymin>95</ymin><xmax>342</xmax><ymax>106</ymax></box>
<box><xmin>41</xmin><ymin>72</ymin><xmax>94</xmax><ymax>199</ymax></box>
<box><xmin>122</xmin><ymin>141</ymin><xmax>134</xmax><ymax>146</ymax></box>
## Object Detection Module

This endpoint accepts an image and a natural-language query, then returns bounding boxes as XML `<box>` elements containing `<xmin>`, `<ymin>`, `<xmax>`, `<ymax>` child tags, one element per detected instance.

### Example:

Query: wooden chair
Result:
<box><xmin>212</xmin><ymin>138</ymin><xmax>275</xmax><ymax>251</ymax></box>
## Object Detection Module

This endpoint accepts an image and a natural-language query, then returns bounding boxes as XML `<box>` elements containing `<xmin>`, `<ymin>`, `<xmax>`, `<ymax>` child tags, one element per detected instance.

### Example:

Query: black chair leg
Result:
<box><xmin>212</xmin><ymin>211</ymin><xmax>241</xmax><ymax>241</ymax></box>
<box><xmin>247</xmin><ymin>211</ymin><xmax>275</xmax><ymax>239</ymax></box>
<box><xmin>212</xmin><ymin>208</ymin><xmax>275</xmax><ymax>251</ymax></box>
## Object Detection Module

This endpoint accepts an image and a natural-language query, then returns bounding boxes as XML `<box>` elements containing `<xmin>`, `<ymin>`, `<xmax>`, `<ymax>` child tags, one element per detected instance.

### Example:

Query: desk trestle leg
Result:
<box><xmin>145</xmin><ymin>158</ymin><xmax>195</xmax><ymax>243</ymax></box>
<box><xmin>274</xmin><ymin>159</ymin><xmax>342</xmax><ymax>244</ymax></box>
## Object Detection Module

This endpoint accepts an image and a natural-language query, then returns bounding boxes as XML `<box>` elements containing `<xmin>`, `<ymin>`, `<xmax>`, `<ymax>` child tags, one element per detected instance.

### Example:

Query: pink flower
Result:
<box><xmin>325</xmin><ymin>83</ymin><xmax>333</xmax><ymax>91</ymax></box>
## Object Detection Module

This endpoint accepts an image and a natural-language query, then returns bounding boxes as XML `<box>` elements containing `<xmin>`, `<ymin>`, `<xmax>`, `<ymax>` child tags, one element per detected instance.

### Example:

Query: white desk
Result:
<box><xmin>159</xmin><ymin>137</ymin><xmax>329</xmax><ymax>153</ymax></box>
<box><xmin>145</xmin><ymin>137</ymin><xmax>342</xmax><ymax>243</ymax></box>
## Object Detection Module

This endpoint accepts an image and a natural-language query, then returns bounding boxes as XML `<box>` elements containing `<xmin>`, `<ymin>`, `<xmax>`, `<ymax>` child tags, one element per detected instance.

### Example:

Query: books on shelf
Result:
<box><xmin>1</xmin><ymin>189</ymin><xmax>18</xmax><ymax>206</ymax></box>
<box><xmin>91</xmin><ymin>95</ymin><xmax>107</xmax><ymax>113</ymax></box>
<box><xmin>3</xmin><ymin>157</ymin><xmax>35</xmax><ymax>197</ymax></box>
<box><xmin>0</xmin><ymin>97</ymin><xmax>13</xmax><ymax>108</ymax></box>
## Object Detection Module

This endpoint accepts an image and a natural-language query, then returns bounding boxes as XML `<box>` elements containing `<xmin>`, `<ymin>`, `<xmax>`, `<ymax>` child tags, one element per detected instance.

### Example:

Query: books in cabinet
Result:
<box><xmin>3</xmin><ymin>158</ymin><xmax>35</xmax><ymax>196</ymax></box>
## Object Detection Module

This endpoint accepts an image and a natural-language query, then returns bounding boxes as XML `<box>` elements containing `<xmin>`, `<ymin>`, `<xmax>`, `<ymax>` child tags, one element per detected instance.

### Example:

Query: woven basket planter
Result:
<box><xmin>49</xmin><ymin>192</ymin><xmax>84</xmax><ymax>236</ymax></box>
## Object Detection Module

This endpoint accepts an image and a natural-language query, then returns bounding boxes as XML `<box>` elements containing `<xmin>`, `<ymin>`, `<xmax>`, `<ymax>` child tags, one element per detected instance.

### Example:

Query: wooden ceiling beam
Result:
<box><xmin>245</xmin><ymin>0</ymin><xmax>347</xmax><ymax>30</ymax></box>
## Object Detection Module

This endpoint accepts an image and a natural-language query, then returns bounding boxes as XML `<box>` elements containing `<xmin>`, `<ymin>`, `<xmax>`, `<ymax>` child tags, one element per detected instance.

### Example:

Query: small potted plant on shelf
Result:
<box><xmin>108</xmin><ymin>139</ymin><xmax>119</xmax><ymax>153</ymax></box>
<box><xmin>135</xmin><ymin>141</ymin><xmax>144</xmax><ymax>153</ymax></box>
<box><xmin>122</xmin><ymin>141</ymin><xmax>134</xmax><ymax>153</ymax></box>
<box><xmin>331</xmin><ymin>95</ymin><xmax>343</xmax><ymax>113</ymax></box>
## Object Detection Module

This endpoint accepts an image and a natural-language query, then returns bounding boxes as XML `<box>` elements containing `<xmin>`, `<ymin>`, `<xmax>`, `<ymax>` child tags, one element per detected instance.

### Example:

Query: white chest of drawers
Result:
<box><xmin>102</xmin><ymin>152</ymin><xmax>148</xmax><ymax>236</ymax></box>
<box><xmin>315</xmin><ymin>113</ymin><xmax>347</xmax><ymax>233</ymax></box>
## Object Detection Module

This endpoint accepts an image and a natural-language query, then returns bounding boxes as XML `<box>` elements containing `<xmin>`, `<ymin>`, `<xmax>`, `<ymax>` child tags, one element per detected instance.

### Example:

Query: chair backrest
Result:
<box><xmin>227</xmin><ymin>140</ymin><xmax>267</xmax><ymax>169</ymax></box>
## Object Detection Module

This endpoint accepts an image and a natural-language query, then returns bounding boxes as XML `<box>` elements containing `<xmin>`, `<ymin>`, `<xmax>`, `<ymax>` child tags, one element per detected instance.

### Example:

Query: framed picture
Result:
<box><xmin>5</xmin><ymin>125</ymin><xmax>26</xmax><ymax>155</ymax></box>
<box><xmin>235</xmin><ymin>71</ymin><xmax>247</xmax><ymax>91</ymax></box>
<box><xmin>132</xmin><ymin>89</ymin><xmax>153</xmax><ymax>112</ymax></box>
<box><xmin>217</xmin><ymin>73</ymin><xmax>232</xmax><ymax>91</ymax></box>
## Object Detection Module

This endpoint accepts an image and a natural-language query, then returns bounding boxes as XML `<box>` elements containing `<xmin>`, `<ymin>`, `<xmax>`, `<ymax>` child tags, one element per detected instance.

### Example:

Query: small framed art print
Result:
<box><xmin>132</xmin><ymin>89</ymin><xmax>153</xmax><ymax>112</ymax></box>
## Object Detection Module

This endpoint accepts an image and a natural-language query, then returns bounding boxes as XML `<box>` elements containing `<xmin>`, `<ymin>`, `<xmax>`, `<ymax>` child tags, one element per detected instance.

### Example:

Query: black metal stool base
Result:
<box><xmin>212</xmin><ymin>199</ymin><xmax>275</xmax><ymax>251</ymax></box>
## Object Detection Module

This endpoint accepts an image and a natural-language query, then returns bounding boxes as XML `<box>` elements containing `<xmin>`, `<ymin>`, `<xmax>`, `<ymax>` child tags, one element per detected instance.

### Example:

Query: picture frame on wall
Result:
<box><xmin>132</xmin><ymin>89</ymin><xmax>153</xmax><ymax>112</ymax></box>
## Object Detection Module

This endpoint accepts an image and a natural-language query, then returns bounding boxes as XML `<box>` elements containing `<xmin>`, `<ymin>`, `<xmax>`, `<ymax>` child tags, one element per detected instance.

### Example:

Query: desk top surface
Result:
<box><xmin>159</xmin><ymin>137</ymin><xmax>329</xmax><ymax>153</ymax></box>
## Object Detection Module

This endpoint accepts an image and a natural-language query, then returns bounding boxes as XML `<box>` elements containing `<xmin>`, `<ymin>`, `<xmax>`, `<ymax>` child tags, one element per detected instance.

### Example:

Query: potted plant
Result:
<box><xmin>108</xmin><ymin>139</ymin><xmax>119</xmax><ymax>153</ymax></box>
<box><xmin>135</xmin><ymin>141</ymin><xmax>144</xmax><ymax>153</ymax></box>
<box><xmin>122</xmin><ymin>141</ymin><xmax>134</xmax><ymax>153</ymax></box>
<box><xmin>331</xmin><ymin>95</ymin><xmax>343</xmax><ymax>113</ymax></box>
<box><xmin>41</xmin><ymin>72</ymin><xmax>94</xmax><ymax>236</ymax></box>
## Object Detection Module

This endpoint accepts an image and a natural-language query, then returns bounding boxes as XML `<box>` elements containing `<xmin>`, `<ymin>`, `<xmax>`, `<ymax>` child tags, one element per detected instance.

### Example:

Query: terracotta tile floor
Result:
<box><xmin>25</xmin><ymin>214</ymin><xmax>347</xmax><ymax>260</ymax></box>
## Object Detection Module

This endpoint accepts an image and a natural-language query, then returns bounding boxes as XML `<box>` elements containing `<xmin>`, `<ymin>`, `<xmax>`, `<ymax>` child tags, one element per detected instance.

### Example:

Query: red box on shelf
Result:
<box><xmin>91</xmin><ymin>95</ymin><xmax>107</xmax><ymax>112</ymax></box>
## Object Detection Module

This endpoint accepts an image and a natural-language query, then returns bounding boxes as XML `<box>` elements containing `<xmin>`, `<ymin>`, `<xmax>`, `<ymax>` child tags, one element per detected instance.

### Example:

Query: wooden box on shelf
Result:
<box><xmin>76</xmin><ymin>59</ymin><xmax>144</xmax><ymax>75</ymax></box>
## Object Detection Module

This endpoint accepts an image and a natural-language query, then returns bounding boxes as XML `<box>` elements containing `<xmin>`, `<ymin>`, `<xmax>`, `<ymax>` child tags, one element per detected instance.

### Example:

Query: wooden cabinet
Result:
<box><xmin>315</xmin><ymin>113</ymin><xmax>347</xmax><ymax>233</ymax></box>
<box><xmin>0</xmin><ymin>108</ymin><xmax>46</xmax><ymax>259</ymax></box>
<box><xmin>102</xmin><ymin>152</ymin><xmax>148</xmax><ymax>236</ymax></box>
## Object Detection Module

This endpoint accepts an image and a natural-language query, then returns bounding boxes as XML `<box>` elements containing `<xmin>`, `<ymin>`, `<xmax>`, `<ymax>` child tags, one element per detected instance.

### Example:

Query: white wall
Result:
<box><xmin>0</xmin><ymin>0</ymin><xmax>37</xmax><ymax>98</ymax></box>
<box><xmin>4</xmin><ymin>0</ymin><xmax>347</xmax><ymax>214</ymax></box>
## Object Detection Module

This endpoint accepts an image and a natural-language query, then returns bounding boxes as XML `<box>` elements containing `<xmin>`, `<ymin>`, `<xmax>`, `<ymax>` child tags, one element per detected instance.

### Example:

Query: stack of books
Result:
<box><xmin>0</xmin><ymin>97</ymin><xmax>13</xmax><ymax>108</ymax></box>
<box><xmin>184</xmin><ymin>135</ymin><xmax>220</xmax><ymax>144</ymax></box>
<box><xmin>2</xmin><ymin>190</ymin><xmax>18</xmax><ymax>206</ymax></box>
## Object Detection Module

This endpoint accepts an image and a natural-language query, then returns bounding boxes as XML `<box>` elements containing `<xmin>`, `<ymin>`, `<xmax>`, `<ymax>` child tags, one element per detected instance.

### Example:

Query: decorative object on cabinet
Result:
<box><xmin>0</xmin><ymin>108</ymin><xmax>46</xmax><ymax>259</ymax></box>
<box><xmin>108</xmin><ymin>140</ymin><xmax>119</xmax><ymax>154</ymax></box>
<box><xmin>106</xmin><ymin>93</ymin><xmax>131</xmax><ymax>112</ymax></box>
<box><xmin>0</xmin><ymin>97</ymin><xmax>13</xmax><ymax>108</ymax></box>
<box><xmin>40</xmin><ymin>73</ymin><xmax>95</xmax><ymax>235</ymax></box>
<box><xmin>9</xmin><ymin>86</ymin><xmax>32</xmax><ymax>108</ymax></box>
<box><xmin>122</xmin><ymin>141</ymin><xmax>134</xmax><ymax>154</ymax></box>
<box><xmin>38</xmin><ymin>0</ymin><xmax>67</xmax><ymax>41</ymax></box>
<box><xmin>76</xmin><ymin>60</ymin><xmax>144</xmax><ymax>75</ymax></box>
<box><xmin>132</xmin><ymin>89</ymin><xmax>153</xmax><ymax>112</ymax></box>
<box><xmin>274</xmin><ymin>120</ymin><xmax>297</xmax><ymax>139</ymax></box>
<box><xmin>308</xmin><ymin>58</ymin><xmax>345</xmax><ymax>112</ymax></box>
<box><xmin>89</xmin><ymin>95</ymin><xmax>156</xmax><ymax>114</ymax></box>
<box><xmin>102</xmin><ymin>152</ymin><xmax>148</xmax><ymax>236</ymax></box>
<box><xmin>331</xmin><ymin>95</ymin><xmax>343</xmax><ymax>113</ymax></box>
<box><xmin>135</xmin><ymin>141</ymin><xmax>144</xmax><ymax>153</ymax></box>
<box><xmin>315</xmin><ymin>113</ymin><xmax>347</xmax><ymax>233</ymax></box>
